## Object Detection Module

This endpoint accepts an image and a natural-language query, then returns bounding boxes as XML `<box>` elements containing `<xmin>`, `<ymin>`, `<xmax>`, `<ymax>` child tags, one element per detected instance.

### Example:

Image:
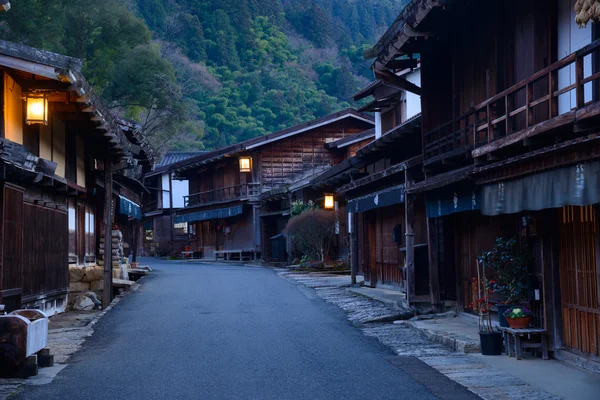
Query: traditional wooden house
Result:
<box><xmin>0</xmin><ymin>40</ymin><xmax>150</xmax><ymax>313</ymax></box>
<box><xmin>311</xmin><ymin>66</ymin><xmax>425</xmax><ymax>296</ymax></box>
<box><xmin>370</xmin><ymin>0</ymin><xmax>600</xmax><ymax>369</ymax></box>
<box><xmin>142</xmin><ymin>151</ymin><xmax>205</xmax><ymax>257</ymax></box>
<box><xmin>172</xmin><ymin>109</ymin><xmax>374</xmax><ymax>262</ymax></box>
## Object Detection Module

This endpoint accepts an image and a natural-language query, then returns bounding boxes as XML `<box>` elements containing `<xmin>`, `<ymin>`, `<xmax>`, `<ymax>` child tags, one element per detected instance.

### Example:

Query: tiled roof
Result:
<box><xmin>156</xmin><ymin>152</ymin><xmax>207</xmax><ymax>168</ymax></box>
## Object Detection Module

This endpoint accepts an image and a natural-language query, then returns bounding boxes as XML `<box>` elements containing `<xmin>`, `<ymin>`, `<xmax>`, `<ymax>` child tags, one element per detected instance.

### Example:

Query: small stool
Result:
<box><xmin>499</xmin><ymin>327</ymin><xmax>548</xmax><ymax>360</ymax></box>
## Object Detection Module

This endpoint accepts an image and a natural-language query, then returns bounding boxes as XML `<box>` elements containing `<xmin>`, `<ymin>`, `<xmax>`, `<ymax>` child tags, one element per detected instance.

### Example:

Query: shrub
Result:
<box><xmin>290</xmin><ymin>200</ymin><xmax>317</xmax><ymax>217</ymax></box>
<box><xmin>284</xmin><ymin>209</ymin><xmax>336</xmax><ymax>262</ymax></box>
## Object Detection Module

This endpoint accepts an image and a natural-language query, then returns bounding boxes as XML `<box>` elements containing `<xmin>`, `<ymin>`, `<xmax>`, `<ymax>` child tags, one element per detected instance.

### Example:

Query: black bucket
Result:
<box><xmin>479</xmin><ymin>331</ymin><xmax>503</xmax><ymax>355</ymax></box>
<box><xmin>496</xmin><ymin>304</ymin><xmax>514</xmax><ymax>328</ymax></box>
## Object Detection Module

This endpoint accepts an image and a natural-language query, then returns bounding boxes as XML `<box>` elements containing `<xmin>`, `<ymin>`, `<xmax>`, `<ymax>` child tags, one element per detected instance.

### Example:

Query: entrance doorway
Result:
<box><xmin>559</xmin><ymin>205</ymin><xmax>600</xmax><ymax>357</ymax></box>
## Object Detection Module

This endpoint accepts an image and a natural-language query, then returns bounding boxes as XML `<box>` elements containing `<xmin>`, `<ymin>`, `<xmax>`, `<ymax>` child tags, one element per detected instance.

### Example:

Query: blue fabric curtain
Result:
<box><xmin>482</xmin><ymin>161</ymin><xmax>600</xmax><ymax>216</ymax></box>
<box><xmin>426</xmin><ymin>187</ymin><xmax>481</xmax><ymax>218</ymax></box>
<box><xmin>175</xmin><ymin>205</ymin><xmax>243</xmax><ymax>223</ymax></box>
<box><xmin>119</xmin><ymin>195</ymin><xmax>141</xmax><ymax>219</ymax></box>
<box><xmin>347</xmin><ymin>185</ymin><xmax>405</xmax><ymax>213</ymax></box>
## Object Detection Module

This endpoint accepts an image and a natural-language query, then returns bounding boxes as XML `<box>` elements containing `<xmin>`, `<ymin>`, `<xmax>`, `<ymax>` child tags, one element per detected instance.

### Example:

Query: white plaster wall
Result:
<box><xmin>405</xmin><ymin>68</ymin><xmax>421</xmax><ymax>120</ymax></box>
<box><xmin>558</xmin><ymin>0</ymin><xmax>592</xmax><ymax>114</ymax></box>
<box><xmin>162</xmin><ymin>173</ymin><xmax>189</xmax><ymax>209</ymax></box>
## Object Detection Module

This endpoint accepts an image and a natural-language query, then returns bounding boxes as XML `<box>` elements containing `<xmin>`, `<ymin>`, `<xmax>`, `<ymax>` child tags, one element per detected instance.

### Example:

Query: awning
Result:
<box><xmin>426</xmin><ymin>186</ymin><xmax>481</xmax><ymax>218</ymax></box>
<box><xmin>175</xmin><ymin>205</ymin><xmax>243</xmax><ymax>224</ymax></box>
<box><xmin>347</xmin><ymin>185</ymin><xmax>405</xmax><ymax>213</ymax></box>
<box><xmin>119</xmin><ymin>195</ymin><xmax>141</xmax><ymax>219</ymax></box>
<box><xmin>482</xmin><ymin>161</ymin><xmax>600</xmax><ymax>216</ymax></box>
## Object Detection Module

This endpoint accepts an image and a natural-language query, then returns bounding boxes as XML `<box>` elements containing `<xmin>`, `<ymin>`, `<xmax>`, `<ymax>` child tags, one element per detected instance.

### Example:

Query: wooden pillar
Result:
<box><xmin>131</xmin><ymin>219</ymin><xmax>139</xmax><ymax>263</ymax></box>
<box><xmin>405</xmin><ymin>170</ymin><xmax>416</xmax><ymax>301</ymax></box>
<box><xmin>349</xmin><ymin>212</ymin><xmax>358</xmax><ymax>285</ymax></box>
<box><xmin>168</xmin><ymin>172</ymin><xmax>174</xmax><ymax>256</ymax></box>
<box><xmin>252</xmin><ymin>203</ymin><xmax>261</xmax><ymax>260</ymax></box>
<box><xmin>102</xmin><ymin>158</ymin><xmax>113</xmax><ymax>309</ymax></box>
<box><xmin>427</xmin><ymin>216</ymin><xmax>442</xmax><ymax>312</ymax></box>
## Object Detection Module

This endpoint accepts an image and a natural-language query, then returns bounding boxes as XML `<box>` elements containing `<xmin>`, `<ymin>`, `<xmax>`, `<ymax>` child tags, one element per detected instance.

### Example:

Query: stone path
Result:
<box><xmin>281</xmin><ymin>271</ymin><xmax>562</xmax><ymax>400</ymax></box>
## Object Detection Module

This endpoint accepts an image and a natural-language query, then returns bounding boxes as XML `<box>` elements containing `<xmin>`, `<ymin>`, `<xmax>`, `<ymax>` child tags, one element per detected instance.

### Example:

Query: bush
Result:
<box><xmin>284</xmin><ymin>209</ymin><xmax>336</xmax><ymax>262</ymax></box>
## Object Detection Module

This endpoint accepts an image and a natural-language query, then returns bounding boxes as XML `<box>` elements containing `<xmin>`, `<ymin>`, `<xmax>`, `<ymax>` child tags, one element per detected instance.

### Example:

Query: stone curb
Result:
<box><xmin>401</xmin><ymin>320</ymin><xmax>481</xmax><ymax>353</ymax></box>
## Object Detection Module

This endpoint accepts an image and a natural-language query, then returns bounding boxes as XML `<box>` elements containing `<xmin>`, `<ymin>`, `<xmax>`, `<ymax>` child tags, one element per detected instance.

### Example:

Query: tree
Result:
<box><xmin>284</xmin><ymin>209</ymin><xmax>336</xmax><ymax>262</ymax></box>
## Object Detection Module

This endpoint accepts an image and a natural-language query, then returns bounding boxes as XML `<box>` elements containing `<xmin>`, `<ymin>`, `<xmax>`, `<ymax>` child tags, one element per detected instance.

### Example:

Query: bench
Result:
<box><xmin>214</xmin><ymin>250</ymin><xmax>257</xmax><ymax>261</ymax></box>
<box><xmin>499</xmin><ymin>327</ymin><xmax>549</xmax><ymax>360</ymax></box>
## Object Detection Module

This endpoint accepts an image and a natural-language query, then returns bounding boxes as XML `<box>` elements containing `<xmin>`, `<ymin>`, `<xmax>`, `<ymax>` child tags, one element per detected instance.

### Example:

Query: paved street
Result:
<box><xmin>16</xmin><ymin>260</ymin><xmax>477</xmax><ymax>400</ymax></box>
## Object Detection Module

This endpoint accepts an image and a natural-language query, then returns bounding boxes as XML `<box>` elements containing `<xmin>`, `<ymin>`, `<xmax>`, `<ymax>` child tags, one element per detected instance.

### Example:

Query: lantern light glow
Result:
<box><xmin>239</xmin><ymin>156</ymin><xmax>252</xmax><ymax>173</ymax></box>
<box><xmin>26</xmin><ymin>94</ymin><xmax>48</xmax><ymax>125</ymax></box>
<box><xmin>324</xmin><ymin>194</ymin><xmax>335</xmax><ymax>210</ymax></box>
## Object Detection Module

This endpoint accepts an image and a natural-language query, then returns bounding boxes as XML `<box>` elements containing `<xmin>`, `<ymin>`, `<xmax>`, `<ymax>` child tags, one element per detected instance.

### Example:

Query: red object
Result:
<box><xmin>507</xmin><ymin>316</ymin><xmax>532</xmax><ymax>329</ymax></box>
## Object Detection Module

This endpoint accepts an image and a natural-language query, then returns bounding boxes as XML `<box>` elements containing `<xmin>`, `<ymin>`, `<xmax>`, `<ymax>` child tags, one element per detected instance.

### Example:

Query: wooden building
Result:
<box><xmin>172</xmin><ymin>110</ymin><xmax>374</xmax><ymax>262</ymax></box>
<box><xmin>0</xmin><ymin>40</ymin><xmax>151</xmax><ymax>314</ymax></box>
<box><xmin>311</xmin><ymin>65</ymin><xmax>424</xmax><ymax>295</ymax></box>
<box><xmin>368</xmin><ymin>0</ymin><xmax>600</xmax><ymax>370</ymax></box>
<box><xmin>142</xmin><ymin>152</ymin><xmax>205</xmax><ymax>257</ymax></box>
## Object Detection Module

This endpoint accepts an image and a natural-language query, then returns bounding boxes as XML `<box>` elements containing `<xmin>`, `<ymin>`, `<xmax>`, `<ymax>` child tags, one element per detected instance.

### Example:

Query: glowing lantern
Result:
<box><xmin>26</xmin><ymin>93</ymin><xmax>48</xmax><ymax>125</ymax></box>
<box><xmin>324</xmin><ymin>194</ymin><xmax>335</xmax><ymax>210</ymax></box>
<box><xmin>239</xmin><ymin>156</ymin><xmax>252</xmax><ymax>173</ymax></box>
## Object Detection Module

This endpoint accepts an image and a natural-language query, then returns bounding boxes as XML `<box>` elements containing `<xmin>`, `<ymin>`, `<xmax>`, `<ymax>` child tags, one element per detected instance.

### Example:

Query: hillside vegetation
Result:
<box><xmin>0</xmin><ymin>0</ymin><xmax>407</xmax><ymax>152</ymax></box>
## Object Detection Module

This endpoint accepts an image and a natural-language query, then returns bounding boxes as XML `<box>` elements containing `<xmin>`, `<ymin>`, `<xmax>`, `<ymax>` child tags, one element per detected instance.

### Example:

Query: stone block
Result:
<box><xmin>69</xmin><ymin>281</ymin><xmax>91</xmax><ymax>293</ymax></box>
<box><xmin>69</xmin><ymin>266</ymin><xmax>85</xmax><ymax>282</ymax></box>
<box><xmin>82</xmin><ymin>266</ymin><xmax>104</xmax><ymax>283</ymax></box>
<box><xmin>90</xmin><ymin>280</ymin><xmax>104</xmax><ymax>292</ymax></box>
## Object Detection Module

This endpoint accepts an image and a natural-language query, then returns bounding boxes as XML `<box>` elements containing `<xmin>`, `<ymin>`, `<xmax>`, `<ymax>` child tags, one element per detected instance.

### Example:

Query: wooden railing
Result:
<box><xmin>424</xmin><ymin>39</ymin><xmax>600</xmax><ymax>164</ymax></box>
<box><xmin>184</xmin><ymin>183</ymin><xmax>260</xmax><ymax>208</ymax></box>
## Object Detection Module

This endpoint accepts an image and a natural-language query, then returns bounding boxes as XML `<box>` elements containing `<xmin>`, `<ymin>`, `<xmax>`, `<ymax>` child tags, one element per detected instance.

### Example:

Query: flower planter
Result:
<box><xmin>479</xmin><ymin>331</ymin><xmax>503</xmax><ymax>355</ymax></box>
<box><xmin>506</xmin><ymin>316</ymin><xmax>532</xmax><ymax>329</ymax></box>
<box><xmin>496</xmin><ymin>304</ymin><xmax>514</xmax><ymax>327</ymax></box>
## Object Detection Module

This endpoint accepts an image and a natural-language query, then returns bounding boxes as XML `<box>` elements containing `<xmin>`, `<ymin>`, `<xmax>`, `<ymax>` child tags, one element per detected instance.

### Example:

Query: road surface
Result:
<box><xmin>17</xmin><ymin>260</ymin><xmax>477</xmax><ymax>400</ymax></box>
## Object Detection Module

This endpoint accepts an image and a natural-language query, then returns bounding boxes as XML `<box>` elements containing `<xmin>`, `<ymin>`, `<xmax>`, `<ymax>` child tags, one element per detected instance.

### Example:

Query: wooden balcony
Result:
<box><xmin>184</xmin><ymin>183</ymin><xmax>260</xmax><ymax>208</ymax></box>
<box><xmin>424</xmin><ymin>39</ymin><xmax>600</xmax><ymax>166</ymax></box>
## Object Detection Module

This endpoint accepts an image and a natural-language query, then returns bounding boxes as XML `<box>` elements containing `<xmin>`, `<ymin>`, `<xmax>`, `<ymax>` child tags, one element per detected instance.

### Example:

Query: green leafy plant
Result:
<box><xmin>503</xmin><ymin>306</ymin><xmax>533</xmax><ymax>319</ymax></box>
<box><xmin>290</xmin><ymin>200</ymin><xmax>317</xmax><ymax>218</ymax></box>
<box><xmin>478</xmin><ymin>237</ymin><xmax>532</xmax><ymax>304</ymax></box>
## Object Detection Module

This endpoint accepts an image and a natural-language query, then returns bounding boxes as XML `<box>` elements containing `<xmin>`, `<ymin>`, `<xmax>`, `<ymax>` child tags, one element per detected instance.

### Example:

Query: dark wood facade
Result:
<box><xmin>174</xmin><ymin>110</ymin><xmax>374</xmax><ymax>261</ymax></box>
<box><xmin>0</xmin><ymin>40</ymin><xmax>151</xmax><ymax>314</ymax></box>
<box><xmin>368</xmin><ymin>0</ymin><xmax>600</xmax><ymax>368</ymax></box>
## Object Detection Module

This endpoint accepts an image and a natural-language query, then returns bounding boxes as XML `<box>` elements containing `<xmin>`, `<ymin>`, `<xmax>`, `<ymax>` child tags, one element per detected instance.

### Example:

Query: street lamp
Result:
<box><xmin>25</xmin><ymin>93</ymin><xmax>48</xmax><ymax>125</ymax></box>
<box><xmin>239</xmin><ymin>156</ymin><xmax>252</xmax><ymax>173</ymax></box>
<box><xmin>324</xmin><ymin>194</ymin><xmax>335</xmax><ymax>210</ymax></box>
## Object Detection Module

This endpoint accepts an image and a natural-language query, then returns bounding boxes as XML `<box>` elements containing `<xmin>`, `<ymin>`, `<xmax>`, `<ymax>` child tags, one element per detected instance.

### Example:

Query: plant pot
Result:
<box><xmin>479</xmin><ymin>331</ymin><xmax>503</xmax><ymax>355</ymax></box>
<box><xmin>496</xmin><ymin>304</ymin><xmax>514</xmax><ymax>327</ymax></box>
<box><xmin>506</xmin><ymin>316</ymin><xmax>532</xmax><ymax>329</ymax></box>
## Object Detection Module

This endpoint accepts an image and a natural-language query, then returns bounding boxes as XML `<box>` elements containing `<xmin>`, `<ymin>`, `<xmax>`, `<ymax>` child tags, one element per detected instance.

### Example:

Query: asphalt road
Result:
<box><xmin>17</xmin><ymin>260</ymin><xmax>476</xmax><ymax>400</ymax></box>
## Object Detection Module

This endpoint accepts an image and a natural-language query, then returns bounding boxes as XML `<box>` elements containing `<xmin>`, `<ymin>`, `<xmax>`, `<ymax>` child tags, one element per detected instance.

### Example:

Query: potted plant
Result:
<box><xmin>477</xmin><ymin>259</ymin><xmax>503</xmax><ymax>355</ymax></box>
<box><xmin>479</xmin><ymin>237</ymin><xmax>531</xmax><ymax>327</ymax></box>
<box><xmin>503</xmin><ymin>306</ymin><xmax>533</xmax><ymax>329</ymax></box>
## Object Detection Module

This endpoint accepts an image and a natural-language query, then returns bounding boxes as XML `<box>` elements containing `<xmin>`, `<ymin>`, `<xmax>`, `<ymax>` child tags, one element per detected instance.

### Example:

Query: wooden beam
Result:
<box><xmin>427</xmin><ymin>217</ymin><xmax>442</xmax><ymax>312</ymax></box>
<box><xmin>471</xmin><ymin>110</ymin><xmax>577</xmax><ymax>158</ymax></box>
<box><xmin>375</xmin><ymin>69</ymin><xmax>422</xmax><ymax>96</ymax></box>
<box><xmin>103</xmin><ymin>158</ymin><xmax>113</xmax><ymax>308</ymax></box>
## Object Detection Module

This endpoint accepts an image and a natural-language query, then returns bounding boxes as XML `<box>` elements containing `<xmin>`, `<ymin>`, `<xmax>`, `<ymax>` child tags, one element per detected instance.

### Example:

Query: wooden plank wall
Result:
<box><xmin>260</xmin><ymin>120</ymin><xmax>371</xmax><ymax>191</ymax></box>
<box><xmin>559</xmin><ymin>205</ymin><xmax>600</xmax><ymax>356</ymax></box>
<box><xmin>22</xmin><ymin>204</ymin><xmax>68</xmax><ymax>300</ymax></box>
<box><xmin>1</xmin><ymin>185</ymin><xmax>23</xmax><ymax>299</ymax></box>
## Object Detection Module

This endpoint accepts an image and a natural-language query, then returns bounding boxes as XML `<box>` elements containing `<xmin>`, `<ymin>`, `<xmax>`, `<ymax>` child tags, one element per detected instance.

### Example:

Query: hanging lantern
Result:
<box><xmin>25</xmin><ymin>93</ymin><xmax>48</xmax><ymax>125</ymax></box>
<box><xmin>324</xmin><ymin>194</ymin><xmax>335</xmax><ymax>210</ymax></box>
<box><xmin>239</xmin><ymin>156</ymin><xmax>252</xmax><ymax>173</ymax></box>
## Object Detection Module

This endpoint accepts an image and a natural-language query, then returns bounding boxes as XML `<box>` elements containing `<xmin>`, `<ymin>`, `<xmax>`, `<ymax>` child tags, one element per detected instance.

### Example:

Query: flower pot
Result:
<box><xmin>506</xmin><ymin>316</ymin><xmax>532</xmax><ymax>329</ymax></box>
<box><xmin>479</xmin><ymin>331</ymin><xmax>503</xmax><ymax>355</ymax></box>
<box><xmin>496</xmin><ymin>304</ymin><xmax>514</xmax><ymax>327</ymax></box>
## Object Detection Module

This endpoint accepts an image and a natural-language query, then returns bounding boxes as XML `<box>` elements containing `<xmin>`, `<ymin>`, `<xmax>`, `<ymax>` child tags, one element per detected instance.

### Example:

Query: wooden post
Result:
<box><xmin>405</xmin><ymin>170</ymin><xmax>416</xmax><ymax>301</ymax></box>
<box><xmin>168</xmin><ymin>172</ymin><xmax>174</xmax><ymax>256</ymax></box>
<box><xmin>427</xmin><ymin>216</ymin><xmax>441</xmax><ymax>312</ymax></box>
<box><xmin>576</xmin><ymin>56</ymin><xmax>584</xmax><ymax>109</ymax></box>
<box><xmin>350</xmin><ymin>212</ymin><xmax>358</xmax><ymax>285</ymax></box>
<box><xmin>132</xmin><ymin>219</ymin><xmax>139</xmax><ymax>263</ymax></box>
<box><xmin>102</xmin><ymin>158</ymin><xmax>113</xmax><ymax>309</ymax></box>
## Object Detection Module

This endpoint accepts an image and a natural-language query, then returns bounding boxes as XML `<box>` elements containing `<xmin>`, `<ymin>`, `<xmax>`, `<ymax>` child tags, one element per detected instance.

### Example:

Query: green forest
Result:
<box><xmin>0</xmin><ymin>0</ymin><xmax>408</xmax><ymax>152</ymax></box>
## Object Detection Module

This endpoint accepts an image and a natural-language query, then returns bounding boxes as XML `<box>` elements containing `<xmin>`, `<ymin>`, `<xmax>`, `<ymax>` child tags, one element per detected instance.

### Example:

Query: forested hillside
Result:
<box><xmin>0</xmin><ymin>0</ymin><xmax>407</xmax><ymax>152</ymax></box>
